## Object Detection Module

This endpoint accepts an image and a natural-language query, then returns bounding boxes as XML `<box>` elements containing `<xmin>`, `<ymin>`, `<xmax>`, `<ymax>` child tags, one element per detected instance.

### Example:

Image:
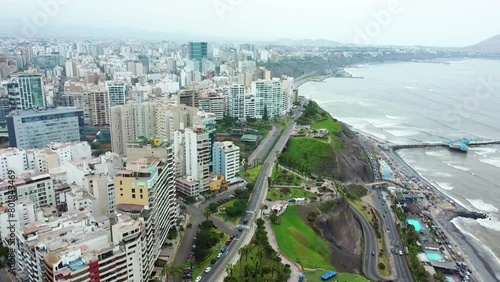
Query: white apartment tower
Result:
<box><xmin>213</xmin><ymin>141</ymin><xmax>240</xmax><ymax>181</ymax></box>
<box><xmin>228</xmin><ymin>84</ymin><xmax>246</xmax><ymax>120</ymax></box>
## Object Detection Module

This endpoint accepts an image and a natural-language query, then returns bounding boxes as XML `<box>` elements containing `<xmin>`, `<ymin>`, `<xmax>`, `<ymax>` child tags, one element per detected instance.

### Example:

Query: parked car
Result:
<box><xmin>205</xmin><ymin>267</ymin><xmax>211</xmax><ymax>273</ymax></box>
<box><xmin>211</xmin><ymin>259</ymin><xmax>217</xmax><ymax>264</ymax></box>
<box><xmin>195</xmin><ymin>276</ymin><xmax>202</xmax><ymax>282</ymax></box>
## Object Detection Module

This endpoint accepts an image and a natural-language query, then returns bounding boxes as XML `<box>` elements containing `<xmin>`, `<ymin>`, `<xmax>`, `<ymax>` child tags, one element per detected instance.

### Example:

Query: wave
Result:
<box><xmin>385</xmin><ymin>115</ymin><xmax>401</xmax><ymax>120</ymax></box>
<box><xmin>473</xmin><ymin>147</ymin><xmax>500</xmax><ymax>157</ymax></box>
<box><xmin>477</xmin><ymin>216</ymin><xmax>500</xmax><ymax>232</ymax></box>
<box><xmin>425</xmin><ymin>150</ymin><xmax>446</xmax><ymax>157</ymax></box>
<box><xmin>403</xmin><ymin>86</ymin><xmax>419</xmax><ymax>90</ymax></box>
<box><xmin>435</xmin><ymin>181</ymin><xmax>454</xmax><ymax>191</ymax></box>
<box><xmin>479</xmin><ymin>158</ymin><xmax>500</xmax><ymax>169</ymax></box>
<box><xmin>452</xmin><ymin>218</ymin><xmax>500</xmax><ymax>281</ymax></box>
<box><xmin>467</xmin><ymin>199</ymin><xmax>499</xmax><ymax>213</ymax></box>
<box><xmin>444</xmin><ymin>161</ymin><xmax>471</xmax><ymax>172</ymax></box>
<box><xmin>430</xmin><ymin>172</ymin><xmax>454</xmax><ymax>178</ymax></box>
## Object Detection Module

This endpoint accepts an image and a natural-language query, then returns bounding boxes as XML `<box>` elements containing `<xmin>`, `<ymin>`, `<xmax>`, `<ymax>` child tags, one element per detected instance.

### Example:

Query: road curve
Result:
<box><xmin>350</xmin><ymin>205</ymin><xmax>387</xmax><ymax>281</ymax></box>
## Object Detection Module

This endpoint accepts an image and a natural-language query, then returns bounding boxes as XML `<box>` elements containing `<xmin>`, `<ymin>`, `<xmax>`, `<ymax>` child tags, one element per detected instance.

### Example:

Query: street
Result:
<box><xmin>204</xmin><ymin>121</ymin><xmax>296</xmax><ymax>282</ymax></box>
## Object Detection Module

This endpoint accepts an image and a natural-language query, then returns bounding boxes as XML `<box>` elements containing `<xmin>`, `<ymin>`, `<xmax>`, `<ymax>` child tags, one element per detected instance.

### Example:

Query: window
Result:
<box><xmin>132</xmin><ymin>194</ymin><xmax>136</xmax><ymax>199</ymax></box>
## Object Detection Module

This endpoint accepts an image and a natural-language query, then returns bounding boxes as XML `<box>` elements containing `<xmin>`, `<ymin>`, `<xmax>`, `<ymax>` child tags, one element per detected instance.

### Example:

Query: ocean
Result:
<box><xmin>299</xmin><ymin>59</ymin><xmax>500</xmax><ymax>280</ymax></box>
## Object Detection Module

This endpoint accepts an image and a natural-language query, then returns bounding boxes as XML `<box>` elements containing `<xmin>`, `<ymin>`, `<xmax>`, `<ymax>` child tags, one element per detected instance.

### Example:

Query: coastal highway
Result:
<box><xmin>247</xmin><ymin>125</ymin><xmax>280</xmax><ymax>167</ymax></box>
<box><xmin>350</xmin><ymin>205</ymin><xmax>386</xmax><ymax>281</ymax></box>
<box><xmin>357</xmin><ymin>134</ymin><xmax>413</xmax><ymax>281</ymax></box>
<box><xmin>372</xmin><ymin>186</ymin><xmax>413</xmax><ymax>282</ymax></box>
<box><xmin>204</xmin><ymin>121</ymin><xmax>297</xmax><ymax>282</ymax></box>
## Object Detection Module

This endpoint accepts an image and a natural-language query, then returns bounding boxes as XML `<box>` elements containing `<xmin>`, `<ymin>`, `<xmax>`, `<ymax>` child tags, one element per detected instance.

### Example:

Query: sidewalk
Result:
<box><xmin>264</xmin><ymin>219</ymin><xmax>302</xmax><ymax>281</ymax></box>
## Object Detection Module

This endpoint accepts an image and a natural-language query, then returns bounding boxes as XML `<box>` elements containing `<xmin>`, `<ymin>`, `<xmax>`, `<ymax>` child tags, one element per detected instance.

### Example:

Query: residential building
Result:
<box><xmin>155</xmin><ymin>103</ymin><xmax>198</xmax><ymax>142</ymax></box>
<box><xmin>0</xmin><ymin>147</ymin><xmax>36</xmax><ymax>179</ymax></box>
<box><xmin>0</xmin><ymin>200</ymin><xmax>36</xmax><ymax>240</ymax></box>
<box><xmin>6</xmin><ymin>108</ymin><xmax>85</xmax><ymax>149</ymax></box>
<box><xmin>252</xmin><ymin>79</ymin><xmax>284</xmax><ymax>119</ymax></box>
<box><xmin>178</xmin><ymin>89</ymin><xmax>200</xmax><ymax>107</ymax></box>
<box><xmin>198</xmin><ymin>95</ymin><xmax>224</xmax><ymax>120</ymax></box>
<box><xmin>0</xmin><ymin>96</ymin><xmax>11</xmax><ymax>126</ymax></box>
<box><xmin>110</xmin><ymin>102</ymin><xmax>156</xmax><ymax>155</ymax></box>
<box><xmin>0</xmin><ymin>172</ymin><xmax>55</xmax><ymax>208</ymax></box>
<box><xmin>174</xmin><ymin>126</ymin><xmax>211</xmax><ymax>196</ymax></box>
<box><xmin>281</xmin><ymin>76</ymin><xmax>294</xmax><ymax>115</ymax></box>
<box><xmin>228</xmin><ymin>84</ymin><xmax>246</xmax><ymax>120</ymax></box>
<box><xmin>213</xmin><ymin>141</ymin><xmax>240</xmax><ymax>181</ymax></box>
<box><xmin>127</xmin><ymin>61</ymin><xmax>144</xmax><ymax>76</ymax></box>
<box><xmin>83</xmin><ymin>173</ymin><xmax>115</xmax><ymax>216</ymax></box>
<box><xmin>106</xmin><ymin>81</ymin><xmax>128</xmax><ymax>108</ymax></box>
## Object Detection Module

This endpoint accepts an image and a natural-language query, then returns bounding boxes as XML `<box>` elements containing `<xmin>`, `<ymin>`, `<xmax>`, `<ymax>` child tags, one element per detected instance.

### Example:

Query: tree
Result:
<box><xmin>208</xmin><ymin>203</ymin><xmax>218</xmax><ymax>213</ymax></box>
<box><xmin>204</xmin><ymin>207</ymin><xmax>212</xmax><ymax>220</ymax></box>
<box><xmin>226</xmin><ymin>264</ymin><xmax>235</xmax><ymax>279</ymax></box>
<box><xmin>434</xmin><ymin>271</ymin><xmax>446</xmax><ymax>282</ymax></box>
<box><xmin>263</xmin><ymin>105</ymin><xmax>269</xmax><ymax>121</ymax></box>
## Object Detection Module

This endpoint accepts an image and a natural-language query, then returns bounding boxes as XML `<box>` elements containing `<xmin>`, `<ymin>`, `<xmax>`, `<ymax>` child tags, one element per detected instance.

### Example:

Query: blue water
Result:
<box><xmin>407</xmin><ymin>219</ymin><xmax>423</xmax><ymax>232</ymax></box>
<box><xmin>445</xmin><ymin>277</ymin><xmax>455</xmax><ymax>282</ymax></box>
<box><xmin>427</xmin><ymin>252</ymin><xmax>443</xmax><ymax>261</ymax></box>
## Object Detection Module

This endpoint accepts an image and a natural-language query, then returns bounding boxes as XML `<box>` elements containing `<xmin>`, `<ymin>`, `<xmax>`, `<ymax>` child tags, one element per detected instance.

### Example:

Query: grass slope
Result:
<box><xmin>281</xmin><ymin>138</ymin><xmax>334</xmax><ymax>173</ymax></box>
<box><xmin>303</xmin><ymin>270</ymin><xmax>371</xmax><ymax>282</ymax></box>
<box><xmin>267</xmin><ymin>188</ymin><xmax>316</xmax><ymax>201</ymax></box>
<box><xmin>273</xmin><ymin>206</ymin><xmax>332</xmax><ymax>269</ymax></box>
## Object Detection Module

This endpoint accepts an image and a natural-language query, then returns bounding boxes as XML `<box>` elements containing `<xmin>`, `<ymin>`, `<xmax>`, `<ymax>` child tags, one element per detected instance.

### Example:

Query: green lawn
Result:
<box><xmin>312</xmin><ymin>115</ymin><xmax>342</xmax><ymax>135</ymax></box>
<box><xmin>271</xmin><ymin>166</ymin><xmax>307</xmax><ymax>186</ymax></box>
<box><xmin>303</xmin><ymin>270</ymin><xmax>370</xmax><ymax>282</ymax></box>
<box><xmin>217</xmin><ymin>200</ymin><xmax>240</xmax><ymax>224</ymax></box>
<box><xmin>193</xmin><ymin>232</ymin><xmax>229</xmax><ymax>278</ymax></box>
<box><xmin>267</xmin><ymin>188</ymin><xmax>316</xmax><ymax>201</ymax></box>
<box><xmin>273</xmin><ymin>206</ymin><xmax>332</xmax><ymax>269</ymax></box>
<box><xmin>280</xmin><ymin>138</ymin><xmax>334</xmax><ymax>173</ymax></box>
<box><xmin>240</xmin><ymin>164</ymin><xmax>262</xmax><ymax>182</ymax></box>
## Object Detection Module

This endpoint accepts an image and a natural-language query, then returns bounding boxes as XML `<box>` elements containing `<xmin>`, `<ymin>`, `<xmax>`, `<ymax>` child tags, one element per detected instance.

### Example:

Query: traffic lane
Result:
<box><xmin>375</xmin><ymin>190</ymin><xmax>412</xmax><ymax>282</ymax></box>
<box><xmin>350</xmin><ymin>205</ymin><xmax>385</xmax><ymax>281</ymax></box>
<box><xmin>206</xmin><ymin>121</ymin><xmax>295</xmax><ymax>281</ymax></box>
<box><xmin>0</xmin><ymin>269</ymin><xmax>12</xmax><ymax>282</ymax></box>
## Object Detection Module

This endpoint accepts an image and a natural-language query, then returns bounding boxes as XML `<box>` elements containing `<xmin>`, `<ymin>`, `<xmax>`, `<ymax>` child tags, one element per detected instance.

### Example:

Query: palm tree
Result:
<box><xmin>238</xmin><ymin>247</ymin><xmax>245</xmax><ymax>276</ymax></box>
<box><xmin>226</xmin><ymin>264</ymin><xmax>234</xmax><ymax>279</ymax></box>
<box><xmin>203</xmin><ymin>207</ymin><xmax>212</xmax><ymax>220</ymax></box>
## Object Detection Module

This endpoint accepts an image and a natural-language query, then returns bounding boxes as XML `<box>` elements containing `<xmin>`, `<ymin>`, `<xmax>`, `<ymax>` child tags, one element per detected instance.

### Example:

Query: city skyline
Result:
<box><xmin>0</xmin><ymin>0</ymin><xmax>499</xmax><ymax>47</ymax></box>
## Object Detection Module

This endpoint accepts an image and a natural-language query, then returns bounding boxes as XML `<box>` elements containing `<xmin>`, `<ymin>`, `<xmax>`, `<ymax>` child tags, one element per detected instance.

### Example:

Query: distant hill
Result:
<box><xmin>268</xmin><ymin>38</ymin><xmax>342</xmax><ymax>46</ymax></box>
<box><xmin>468</xmin><ymin>34</ymin><xmax>500</xmax><ymax>53</ymax></box>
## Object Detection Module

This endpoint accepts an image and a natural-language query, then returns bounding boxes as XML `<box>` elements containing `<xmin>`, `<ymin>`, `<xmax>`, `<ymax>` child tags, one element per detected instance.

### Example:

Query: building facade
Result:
<box><xmin>106</xmin><ymin>81</ymin><xmax>128</xmax><ymax>108</ymax></box>
<box><xmin>213</xmin><ymin>141</ymin><xmax>240</xmax><ymax>181</ymax></box>
<box><xmin>6</xmin><ymin>108</ymin><xmax>85</xmax><ymax>149</ymax></box>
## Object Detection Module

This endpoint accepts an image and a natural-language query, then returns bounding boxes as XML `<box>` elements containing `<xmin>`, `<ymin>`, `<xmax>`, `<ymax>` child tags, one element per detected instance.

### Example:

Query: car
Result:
<box><xmin>242</xmin><ymin>219</ymin><xmax>248</xmax><ymax>225</ymax></box>
<box><xmin>238</xmin><ymin>226</ymin><xmax>243</xmax><ymax>232</ymax></box>
<box><xmin>195</xmin><ymin>276</ymin><xmax>203</xmax><ymax>282</ymax></box>
<box><xmin>182</xmin><ymin>273</ymin><xmax>192</xmax><ymax>279</ymax></box>
<box><xmin>371</xmin><ymin>251</ymin><xmax>375</xmax><ymax>256</ymax></box>
<box><xmin>217</xmin><ymin>252</ymin><xmax>222</xmax><ymax>259</ymax></box>
<box><xmin>225</xmin><ymin>239</ymin><xmax>232</xmax><ymax>245</ymax></box>
<box><xmin>211</xmin><ymin>259</ymin><xmax>217</xmax><ymax>264</ymax></box>
<box><xmin>205</xmin><ymin>267</ymin><xmax>211</xmax><ymax>273</ymax></box>
<box><xmin>399</xmin><ymin>250</ymin><xmax>403</xmax><ymax>256</ymax></box>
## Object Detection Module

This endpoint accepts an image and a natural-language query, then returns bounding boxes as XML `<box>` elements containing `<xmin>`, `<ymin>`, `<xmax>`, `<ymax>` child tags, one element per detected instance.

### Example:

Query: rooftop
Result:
<box><xmin>7</xmin><ymin>107</ymin><xmax>83</xmax><ymax>117</ymax></box>
<box><xmin>0</xmin><ymin>172</ymin><xmax>51</xmax><ymax>191</ymax></box>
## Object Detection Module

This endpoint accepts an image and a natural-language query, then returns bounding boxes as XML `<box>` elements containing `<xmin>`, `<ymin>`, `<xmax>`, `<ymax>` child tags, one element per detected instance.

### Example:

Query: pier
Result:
<box><xmin>390</xmin><ymin>139</ymin><xmax>500</xmax><ymax>150</ymax></box>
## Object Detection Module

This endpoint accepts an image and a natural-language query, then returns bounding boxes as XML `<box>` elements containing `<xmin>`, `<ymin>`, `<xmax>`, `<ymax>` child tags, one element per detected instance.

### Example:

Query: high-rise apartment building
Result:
<box><xmin>110</xmin><ymin>102</ymin><xmax>156</xmax><ymax>155</ymax></box>
<box><xmin>127</xmin><ymin>61</ymin><xmax>144</xmax><ymax>76</ymax></box>
<box><xmin>61</xmin><ymin>85</ymin><xmax>110</xmax><ymax>126</ymax></box>
<box><xmin>253</xmin><ymin>79</ymin><xmax>284</xmax><ymax>119</ymax></box>
<box><xmin>0</xmin><ymin>172</ymin><xmax>55</xmax><ymax>208</ymax></box>
<box><xmin>6</xmin><ymin>108</ymin><xmax>85</xmax><ymax>149</ymax></box>
<box><xmin>228</xmin><ymin>84</ymin><xmax>246</xmax><ymax>120</ymax></box>
<box><xmin>155</xmin><ymin>103</ymin><xmax>199</xmax><ymax>142</ymax></box>
<box><xmin>198</xmin><ymin>96</ymin><xmax>224</xmax><ymax>120</ymax></box>
<box><xmin>213</xmin><ymin>141</ymin><xmax>240</xmax><ymax>181</ymax></box>
<box><xmin>178</xmin><ymin>89</ymin><xmax>200</xmax><ymax>107</ymax></box>
<box><xmin>174</xmin><ymin>126</ymin><xmax>211</xmax><ymax>196</ymax></box>
<box><xmin>106</xmin><ymin>81</ymin><xmax>128</xmax><ymax>108</ymax></box>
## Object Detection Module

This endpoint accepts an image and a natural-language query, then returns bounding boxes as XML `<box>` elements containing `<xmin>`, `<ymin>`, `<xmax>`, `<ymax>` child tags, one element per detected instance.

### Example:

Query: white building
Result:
<box><xmin>155</xmin><ymin>103</ymin><xmax>199</xmax><ymax>142</ymax></box>
<box><xmin>0</xmin><ymin>199</ymin><xmax>36</xmax><ymax>240</ymax></box>
<box><xmin>228</xmin><ymin>84</ymin><xmax>246</xmax><ymax>120</ymax></box>
<box><xmin>0</xmin><ymin>148</ymin><xmax>36</xmax><ymax>179</ymax></box>
<box><xmin>252</xmin><ymin>79</ymin><xmax>284</xmax><ymax>119</ymax></box>
<box><xmin>213</xmin><ymin>141</ymin><xmax>240</xmax><ymax>181</ymax></box>
<box><xmin>0</xmin><ymin>173</ymin><xmax>55</xmax><ymax>208</ymax></box>
<box><xmin>174</xmin><ymin>125</ymin><xmax>211</xmax><ymax>196</ymax></box>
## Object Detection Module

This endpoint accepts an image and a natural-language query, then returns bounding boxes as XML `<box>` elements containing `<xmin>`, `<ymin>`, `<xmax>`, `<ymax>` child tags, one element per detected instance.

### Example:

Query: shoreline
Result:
<box><xmin>296</xmin><ymin>81</ymin><xmax>498</xmax><ymax>281</ymax></box>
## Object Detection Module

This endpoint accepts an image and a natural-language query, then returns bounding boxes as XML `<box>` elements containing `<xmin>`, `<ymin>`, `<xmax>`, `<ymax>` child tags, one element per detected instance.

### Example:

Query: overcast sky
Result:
<box><xmin>2</xmin><ymin>0</ymin><xmax>499</xmax><ymax>46</ymax></box>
